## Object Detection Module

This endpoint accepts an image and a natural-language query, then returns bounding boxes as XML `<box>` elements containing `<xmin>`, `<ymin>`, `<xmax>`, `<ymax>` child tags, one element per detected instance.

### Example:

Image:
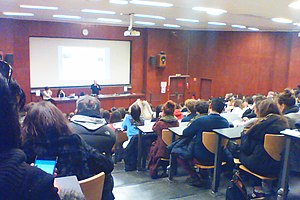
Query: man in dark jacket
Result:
<box><xmin>178</xmin><ymin>98</ymin><xmax>232</xmax><ymax>187</ymax></box>
<box><xmin>70</xmin><ymin>95</ymin><xmax>116</xmax><ymax>157</ymax></box>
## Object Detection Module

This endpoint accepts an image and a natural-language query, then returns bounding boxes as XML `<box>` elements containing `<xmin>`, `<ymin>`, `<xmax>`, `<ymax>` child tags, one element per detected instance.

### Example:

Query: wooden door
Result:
<box><xmin>169</xmin><ymin>77</ymin><xmax>186</xmax><ymax>104</ymax></box>
<box><xmin>200</xmin><ymin>78</ymin><xmax>212</xmax><ymax>100</ymax></box>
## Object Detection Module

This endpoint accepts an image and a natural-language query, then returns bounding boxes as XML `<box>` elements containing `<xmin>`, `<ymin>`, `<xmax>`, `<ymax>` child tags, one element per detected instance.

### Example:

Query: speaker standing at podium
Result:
<box><xmin>91</xmin><ymin>80</ymin><xmax>101</xmax><ymax>95</ymax></box>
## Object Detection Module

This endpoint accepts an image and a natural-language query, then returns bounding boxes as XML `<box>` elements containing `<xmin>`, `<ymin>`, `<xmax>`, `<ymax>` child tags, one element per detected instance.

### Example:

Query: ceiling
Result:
<box><xmin>1</xmin><ymin>0</ymin><xmax>300</xmax><ymax>32</ymax></box>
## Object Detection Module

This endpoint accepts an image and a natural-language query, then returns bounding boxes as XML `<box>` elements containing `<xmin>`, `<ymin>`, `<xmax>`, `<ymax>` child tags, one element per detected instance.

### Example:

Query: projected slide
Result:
<box><xmin>59</xmin><ymin>46</ymin><xmax>110</xmax><ymax>81</ymax></box>
<box><xmin>29</xmin><ymin>37</ymin><xmax>131</xmax><ymax>88</ymax></box>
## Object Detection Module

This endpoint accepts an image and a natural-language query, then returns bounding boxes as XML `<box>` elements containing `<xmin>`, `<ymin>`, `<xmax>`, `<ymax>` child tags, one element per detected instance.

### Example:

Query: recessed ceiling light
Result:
<box><xmin>192</xmin><ymin>7</ymin><xmax>227</xmax><ymax>16</ymax></box>
<box><xmin>20</xmin><ymin>5</ymin><xmax>58</xmax><ymax>10</ymax></box>
<box><xmin>134</xmin><ymin>14</ymin><xmax>165</xmax><ymax>20</ymax></box>
<box><xmin>271</xmin><ymin>17</ymin><xmax>293</xmax><ymax>24</ymax></box>
<box><xmin>163</xmin><ymin>24</ymin><xmax>180</xmax><ymax>28</ymax></box>
<box><xmin>208</xmin><ymin>22</ymin><xmax>226</xmax><ymax>26</ymax></box>
<box><xmin>130</xmin><ymin>0</ymin><xmax>173</xmax><ymax>7</ymax></box>
<box><xmin>289</xmin><ymin>1</ymin><xmax>300</xmax><ymax>9</ymax></box>
<box><xmin>3</xmin><ymin>12</ymin><xmax>34</xmax><ymax>16</ymax></box>
<box><xmin>176</xmin><ymin>18</ymin><xmax>199</xmax><ymax>23</ymax></box>
<box><xmin>248</xmin><ymin>27</ymin><xmax>260</xmax><ymax>31</ymax></box>
<box><xmin>97</xmin><ymin>18</ymin><xmax>122</xmax><ymax>23</ymax></box>
<box><xmin>134</xmin><ymin>21</ymin><xmax>155</xmax><ymax>25</ymax></box>
<box><xmin>81</xmin><ymin>9</ymin><xmax>116</xmax><ymax>15</ymax></box>
<box><xmin>109</xmin><ymin>0</ymin><xmax>129</xmax><ymax>4</ymax></box>
<box><xmin>231</xmin><ymin>24</ymin><xmax>246</xmax><ymax>29</ymax></box>
<box><xmin>53</xmin><ymin>15</ymin><xmax>81</xmax><ymax>19</ymax></box>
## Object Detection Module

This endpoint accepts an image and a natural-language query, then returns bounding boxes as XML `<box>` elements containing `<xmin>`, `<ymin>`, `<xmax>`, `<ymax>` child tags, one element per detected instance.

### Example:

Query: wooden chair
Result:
<box><xmin>161</xmin><ymin>129</ymin><xmax>173</xmax><ymax>161</ymax></box>
<box><xmin>239</xmin><ymin>134</ymin><xmax>286</xmax><ymax>181</ymax></box>
<box><xmin>113</xmin><ymin>129</ymin><xmax>128</xmax><ymax>164</ymax></box>
<box><xmin>79</xmin><ymin>172</ymin><xmax>105</xmax><ymax>200</ymax></box>
<box><xmin>194</xmin><ymin>131</ymin><xmax>227</xmax><ymax>169</ymax></box>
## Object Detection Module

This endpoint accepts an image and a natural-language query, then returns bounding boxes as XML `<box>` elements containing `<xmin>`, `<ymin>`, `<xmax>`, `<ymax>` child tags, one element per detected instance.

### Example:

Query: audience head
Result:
<box><xmin>117</xmin><ymin>107</ymin><xmax>126</xmax><ymax>119</ymax></box>
<box><xmin>195</xmin><ymin>100</ymin><xmax>209</xmax><ymax>115</ymax></box>
<box><xmin>243</xmin><ymin>96</ymin><xmax>254</xmax><ymax>107</ymax></box>
<box><xmin>76</xmin><ymin>95</ymin><xmax>101</xmax><ymax>117</ymax></box>
<box><xmin>256</xmin><ymin>99</ymin><xmax>281</xmax><ymax>118</ymax></box>
<box><xmin>155</xmin><ymin>104</ymin><xmax>163</xmax><ymax>119</ymax></box>
<box><xmin>162</xmin><ymin>100</ymin><xmax>176</xmax><ymax>116</ymax></box>
<box><xmin>277</xmin><ymin>89</ymin><xmax>296</xmax><ymax>109</ymax></box>
<box><xmin>0</xmin><ymin>74</ymin><xmax>21</xmax><ymax>152</ymax></box>
<box><xmin>44</xmin><ymin>86</ymin><xmax>49</xmax><ymax>91</ymax></box>
<box><xmin>109</xmin><ymin>110</ymin><xmax>122</xmax><ymax>123</ymax></box>
<box><xmin>184</xmin><ymin>99</ymin><xmax>197</xmax><ymax>114</ymax></box>
<box><xmin>233</xmin><ymin>99</ymin><xmax>243</xmax><ymax>108</ymax></box>
<box><xmin>130</xmin><ymin>104</ymin><xmax>142</xmax><ymax>122</ymax></box>
<box><xmin>102</xmin><ymin>110</ymin><xmax>110</xmax><ymax>123</ymax></box>
<box><xmin>22</xmin><ymin>101</ymin><xmax>71</xmax><ymax>141</ymax></box>
<box><xmin>210</xmin><ymin>98</ymin><xmax>225</xmax><ymax>114</ymax></box>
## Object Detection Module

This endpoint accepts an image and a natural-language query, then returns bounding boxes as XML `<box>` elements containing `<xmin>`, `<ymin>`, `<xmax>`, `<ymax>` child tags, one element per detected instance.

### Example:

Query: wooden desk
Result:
<box><xmin>136</xmin><ymin>122</ymin><xmax>155</xmax><ymax>171</ymax></box>
<box><xmin>52</xmin><ymin>93</ymin><xmax>145</xmax><ymax>113</ymax></box>
<box><xmin>212</xmin><ymin>126</ymin><xmax>243</xmax><ymax>193</ymax></box>
<box><xmin>278</xmin><ymin>129</ymin><xmax>300</xmax><ymax>200</ymax></box>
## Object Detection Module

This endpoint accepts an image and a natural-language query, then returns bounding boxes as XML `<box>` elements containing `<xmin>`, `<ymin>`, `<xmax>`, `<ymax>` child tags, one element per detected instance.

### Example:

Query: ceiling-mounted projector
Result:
<box><xmin>124</xmin><ymin>29</ymin><xmax>140</xmax><ymax>37</ymax></box>
<box><xmin>123</xmin><ymin>13</ymin><xmax>140</xmax><ymax>37</ymax></box>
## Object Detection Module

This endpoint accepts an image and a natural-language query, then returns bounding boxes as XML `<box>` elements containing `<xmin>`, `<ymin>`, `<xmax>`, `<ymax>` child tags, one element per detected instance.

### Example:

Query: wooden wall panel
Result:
<box><xmin>2</xmin><ymin>18</ymin><xmax>300</xmax><ymax>109</ymax></box>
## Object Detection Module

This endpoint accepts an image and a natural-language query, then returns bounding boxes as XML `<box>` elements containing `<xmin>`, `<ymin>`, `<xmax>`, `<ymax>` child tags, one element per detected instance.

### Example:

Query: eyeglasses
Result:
<box><xmin>0</xmin><ymin>61</ymin><xmax>13</xmax><ymax>83</ymax></box>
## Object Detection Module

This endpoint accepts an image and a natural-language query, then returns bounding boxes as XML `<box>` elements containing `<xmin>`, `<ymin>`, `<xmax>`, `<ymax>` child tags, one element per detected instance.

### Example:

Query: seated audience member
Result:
<box><xmin>148</xmin><ymin>100</ymin><xmax>179</xmax><ymax>178</ymax></box>
<box><xmin>129</xmin><ymin>99</ymin><xmax>153</xmax><ymax>120</ymax></box>
<box><xmin>122</xmin><ymin>104</ymin><xmax>145</xmax><ymax>171</ymax></box>
<box><xmin>57</xmin><ymin>89</ymin><xmax>65</xmax><ymax>98</ymax></box>
<box><xmin>0</xmin><ymin>73</ymin><xmax>60</xmax><ymax>199</ymax></box>
<box><xmin>242</xmin><ymin>96</ymin><xmax>254</xmax><ymax>112</ymax></box>
<box><xmin>231</xmin><ymin>99</ymin><xmax>244</xmax><ymax>117</ymax></box>
<box><xmin>242</xmin><ymin>95</ymin><xmax>266</xmax><ymax>119</ymax></box>
<box><xmin>152</xmin><ymin>104</ymin><xmax>163</xmax><ymax>122</ymax></box>
<box><xmin>177</xmin><ymin>98</ymin><xmax>233</xmax><ymax>187</ymax></box>
<box><xmin>22</xmin><ymin>101</ymin><xmax>114</xmax><ymax>200</ymax></box>
<box><xmin>69</xmin><ymin>95</ymin><xmax>116</xmax><ymax>157</ymax></box>
<box><xmin>195</xmin><ymin>100</ymin><xmax>209</xmax><ymax>116</ymax></box>
<box><xmin>42</xmin><ymin>86</ymin><xmax>53</xmax><ymax>100</ymax></box>
<box><xmin>174</xmin><ymin>103</ymin><xmax>184</xmax><ymax>120</ymax></box>
<box><xmin>240</xmin><ymin>99</ymin><xmax>289</xmax><ymax>199</ymax></box>
<box><xmin>117</xmin><ymin>107</ymin><xmax>126</xmax><ymax>119</ymax></box>
<box><xmin>276</xmin><ymin>89</ymin><xmax>300</xmax><ymax>173</ymax></box>
<box><xmin>102</xmin><ymin>110</ymin><xmax>111</xmax><ymax>123</ymax></box>
<box><xmin>181</xmin><ymin>99</ymin><xmax>198</xmax><ymax>122</ymax></box>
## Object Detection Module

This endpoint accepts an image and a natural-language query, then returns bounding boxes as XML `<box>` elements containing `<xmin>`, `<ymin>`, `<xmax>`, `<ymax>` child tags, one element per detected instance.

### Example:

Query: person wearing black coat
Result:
<box><xmin>240</xmin><ymin>99</ymin><xmax>289</xmax><ymax>199</ymax></box>
<box><xmin>0</xmin><ymin>71</ymin><xmax>60</xmax><ymax>200</ymax></box>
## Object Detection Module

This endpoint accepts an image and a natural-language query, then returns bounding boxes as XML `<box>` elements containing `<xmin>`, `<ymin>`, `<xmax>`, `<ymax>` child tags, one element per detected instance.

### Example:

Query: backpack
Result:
<box><xmin>226</xmin><ymin>171</ymin><xmax>248</xmax><ymax>200</ymax></box>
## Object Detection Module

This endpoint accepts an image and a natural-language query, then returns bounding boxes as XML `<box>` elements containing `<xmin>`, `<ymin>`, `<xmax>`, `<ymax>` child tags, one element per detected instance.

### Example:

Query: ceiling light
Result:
<box><xmin>293</xmin><ymin>22</ymin><xmax>300</xmax><ymax>27</ymax></box>
<box><xmin>192</xmin><ymin>7</ymin><xmax>227</xmax><ymax>16</ymax></box>
<box><xmin>20</xmin><ymin>5</ymin><xmax>58</xmax><ymax>10</ymax></box>
<box><xmin>163</xmin><ymin>24</ymin><xmax>180</xmax><ymax>28</ymax></box>
<box><xmin>248</xmin><ymin>27</ymin><xmax>260</xmax><ymax>31</ymax></box>
<box><xmin>130</xmin><ymin>1</ymin><xmax>173</xmax><ymax>7</ymax></box>
<box><xmin>53</xmin><ymin>15</ymin><xmax>81</xmax><ymax>19</ymax></box>
<box><xmin>271</xmin><ymin>18</ymin><xmax>293</xmax><ymax>24</ymax></box>
<box><xmin>81</xmin><ymin>9</ymin><xmax>116</xmax><ymax>15</ymax></box>
<box><xmin>231</xmin><ymin>24</ymin><xmax>246</xmax><ymax>29</ymax></box>
<box><xmin>97</xmin><ymin>18</ymin><xmax>122</xmax><ymax>23</ymax></box>
<box><xmin>134</xmin><ymin>21</ymin><xmax>155</xmax><ymax>25</ymax></box>
<box><xmin>134</xmin><ymin>14</ymin><xmax>165</xmax><ymax>20</ymax></box>
<box><xmin>289</xmin><ymin>1</ymin><xmax>300</xmax><ymax>9</ymax></box>
<box><xmin>3</xmin><ymin>12</ymin><xmax>34</xmax><ymax>16</ymax></box>
<box><xmin>208</xmin><ymin>22</ymin><xmax>226</xmax><ymax>26</ymax></box>
<box><xmin>109</xmin><ymin>0</ymin><xmax>129</xmax><ymax>4</ymax></box>
<box><xmin>176</xmin><ymin>18</ymin><xmax>199</xmax><ymax>23</ymax></box>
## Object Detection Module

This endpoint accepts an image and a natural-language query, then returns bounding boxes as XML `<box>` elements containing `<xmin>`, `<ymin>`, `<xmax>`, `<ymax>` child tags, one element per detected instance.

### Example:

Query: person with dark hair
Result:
<box><xmin>70</xmin><ymin>95</ymin><xmax>116</xmax><ymax>156</ymax></box>
<box><xmin>152</xmin><ymin>104</ymin><xmax>163</xmax><ymax>122</ymax></box>
<box><xmin>42</xmin><ymin>86</ymin><xmax>53</xmax><ymax>100</ymax></box>
<box><xmin>57</xmin><ymin>89</ymin><xmax>66</xmax><ymax>98</ymax></box>
<box><xmin>240</xmin><ymin>99</ymin><xmax>289</xmax><ymax>199</ymax></box>
<box><xmin>148</xmin><ymin>100</ymin><xmax>179</xmax><ymax>178</ymax></box>
<box><xmin>109</xmin><ymin>110</ymin><xmax>122</xmax><ymax>124</ymax></box>
<box><xmin>117</xmin><ymin>107</ymin><xmax>126</xmax><ymax>119</ymax></box>
<box><xmin>22</xmin><ymin>101</ymin><xmax>115</xmax><ymax>200</ymax></box>
<box><xmin>195</xmin><ymin>100</ymin><xmax>209</xmax><ymax>116</ymax></box>
<box><xmin>242</xmin><ymin>95</ymin><xmax>266</xmax><ymax>119</ymax></box>
<box><xmin>102</xmin><ymin>110</ymin><xmax>111</xmax><ymax>123</ymax></box>
<box><xmin>122</xmin><ymin>104</ymin><xmax>145</xmax><ymax>171</ymax></box>
<box><xmin>0</xmin><ymin>72</ymin><xmax>60</xmax><ymax>199</ymax></box>
<box><xmin>181</xmin><ymin>99</ymin><xmax>198</xmax><ymax>122</ymax></box>
<box><xmin>277</xmin><ymin>89</ymin><xmax>299</xmax><ymax>115</ymax></box>
<box><xmin>177</xmin><ymin>98</ymin><xmax>232</xmax><ymax>187</ymax></box>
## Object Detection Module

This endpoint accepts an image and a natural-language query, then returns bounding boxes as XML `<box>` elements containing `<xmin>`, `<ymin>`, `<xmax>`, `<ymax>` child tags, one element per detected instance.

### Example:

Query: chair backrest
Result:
<box><xmin>79</xmin><ymin>172</ymin><xmax>105</xmax><ymax>200</ymax></box>
<box><xmin>202</xmin><ymin>132</ymin><xmax>228</xmax><ymax>154</ymax></box>
<box><xmin>116</xmin><ymin>130</ymin><xmax>128</xmax><ymax>144</ymax></box>
<box><xmin>162</xmin><ymin>129</ymin><xmax>173</xmax><ymax>146</ymax></box>
<box><xmin>264</xmin><ymin>134</ymin><xmax>286</xmax><ymax>161</ymax></box>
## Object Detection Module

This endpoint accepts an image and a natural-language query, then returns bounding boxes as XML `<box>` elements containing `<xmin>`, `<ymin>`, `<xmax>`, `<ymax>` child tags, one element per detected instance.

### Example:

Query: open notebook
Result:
<box><xmin>54</xmin><ymin>176</ymin><xmax>84</xmax><ymax>199</ymax></box>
